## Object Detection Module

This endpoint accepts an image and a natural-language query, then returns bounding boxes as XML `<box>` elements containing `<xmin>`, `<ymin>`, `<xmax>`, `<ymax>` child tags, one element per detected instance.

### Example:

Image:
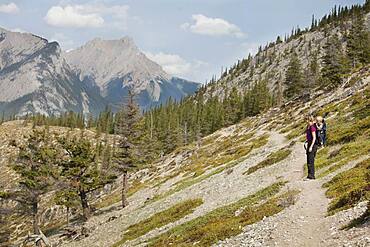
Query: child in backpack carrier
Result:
<box><xmin>315</xmin><ymin>116</ymin><xmax>327</xmax><ymax>147</ymax></box>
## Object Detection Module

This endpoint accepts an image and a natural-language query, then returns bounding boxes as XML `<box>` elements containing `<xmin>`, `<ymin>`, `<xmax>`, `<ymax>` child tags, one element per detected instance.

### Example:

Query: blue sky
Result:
<box><xmin>0</xmin><ymin>0</ymin><xmax>365</xmax><ymax>82</ymax></box>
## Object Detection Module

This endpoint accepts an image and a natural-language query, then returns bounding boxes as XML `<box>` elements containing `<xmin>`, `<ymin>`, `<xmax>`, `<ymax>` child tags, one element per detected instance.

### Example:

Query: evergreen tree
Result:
<box><xmin>284</xmin><ymin>52</ymin><xmax>304</xmax><ymax>99</ymax></box>
<box><xmin>114</xmin><ymin>90</ymin><xmax>141</xmax><ymax>208</ymax></box>
<box><xmin>57</xmin><ymin>133</ymin><xmax>116</xmax><ymax>220</ymax></box>
<box><xmin>347</xmin><ymin>15</ymin><xmax>370</xmax><ymax>67</ymax></box>
<box><xmin>321</xmin><ymin>34</ymin><xmax>350</xmax><ymax>86</ymax></box>
<box><xmin>276</xmin><ymin>74</ymin><xmax>284</xmax><ymax>106</ymax></box>
<box><xmin>11</xmin><ymin>128</ymin><xmax>58</xmax><ymax>237</ymax></box>
<box><xmin>54</xmin><ymin>189</ymin><xmax>79</xmax><ymax>225</ymax></box>
<box><xmin>308</xmin><ymin>50</ymin><xmax>320</xmax><ymax>86</ymax></box>
<box><xmin>224</xmin><ymin>87</ymin><xmax>242</xmax><ymax>125</ymax></box>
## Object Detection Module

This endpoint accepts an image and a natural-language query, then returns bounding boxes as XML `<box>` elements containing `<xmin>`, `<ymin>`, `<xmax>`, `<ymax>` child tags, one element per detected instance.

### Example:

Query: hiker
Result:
<box><xmin>305</xmin><ymin>115</ymin><xmax>318</xmax><ymax>180</ymax></box>
<box><xmin>316</xmin><ymin>116</ymin><xmax>327</xmax><ymax>147</ymax></box>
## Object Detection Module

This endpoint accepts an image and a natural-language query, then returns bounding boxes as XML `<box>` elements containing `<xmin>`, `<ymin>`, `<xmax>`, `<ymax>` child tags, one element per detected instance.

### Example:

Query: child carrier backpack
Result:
<box><xmin>315</xmin><ymin>123</ymin><xmax>324</xmax><ymax>147</ymax></box>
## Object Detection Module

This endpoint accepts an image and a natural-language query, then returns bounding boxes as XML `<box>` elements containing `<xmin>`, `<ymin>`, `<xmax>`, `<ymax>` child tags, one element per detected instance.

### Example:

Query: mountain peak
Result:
<box><xmin>85</xmin><ymin>36</ymin><xmax>137</xmax><ymax>50</ymax></box>
<box><xmin>0</xmin><ymin>30</ymin><xmax>198</xmax><ymax>116</ymax></box>
<box><xmin>64</xmin><ymin>36</ymin><xmax>198</xmax><ymax>109</ymax></box>
<box><xmin>65</xmin><ymin>36</ymin><xmax>171</xmax><ymax>89</ymax></box>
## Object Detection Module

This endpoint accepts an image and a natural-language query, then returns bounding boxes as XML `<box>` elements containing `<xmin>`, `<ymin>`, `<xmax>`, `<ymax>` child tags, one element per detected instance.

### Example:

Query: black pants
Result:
<box><xmin>306</xmin><ymin>143</ymin><xmax>318</xmax><ymax>178</ymax></box>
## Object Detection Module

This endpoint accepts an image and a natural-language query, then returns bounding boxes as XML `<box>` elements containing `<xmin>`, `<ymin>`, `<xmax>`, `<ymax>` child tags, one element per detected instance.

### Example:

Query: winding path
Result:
<box><xmin>266</xmin><ymin>142</ymin><xmax>330</xmax><ymax>247</ymax></box>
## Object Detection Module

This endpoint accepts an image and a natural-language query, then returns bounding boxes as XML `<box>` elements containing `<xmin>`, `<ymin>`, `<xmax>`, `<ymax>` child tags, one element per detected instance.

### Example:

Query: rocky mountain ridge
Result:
<box><xmin>65</xmin><ymin>37</ymin><xmax>199</xmax><ymax>109</ymax></box>
<box><xmin>0</xmin><ymin>27</ymin><xmax>108</xmax><ymax>117</ymax></box>
<box><xmin>0</xmin><ymin>28</ymin><xmax>199</xmax><ymax>116</ymax></box>
<box><xmin>201</xmin><ymin>11</ymin><xmax>370</xmax><ymax>101</ymax></box>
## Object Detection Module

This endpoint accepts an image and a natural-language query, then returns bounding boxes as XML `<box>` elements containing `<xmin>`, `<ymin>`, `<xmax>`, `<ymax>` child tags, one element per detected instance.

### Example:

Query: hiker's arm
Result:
<box><xmin>310</xmin><ymin>130</ymin><xmax>316</xmax><ymax>151</ymax></box>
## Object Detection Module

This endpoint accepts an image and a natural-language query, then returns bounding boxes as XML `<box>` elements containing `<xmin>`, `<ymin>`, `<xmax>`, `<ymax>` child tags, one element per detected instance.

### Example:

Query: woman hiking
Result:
<box><xmin>305</xmin><ymin>115</ymin><xmax>318</xmax><ymax>180</ymax></box>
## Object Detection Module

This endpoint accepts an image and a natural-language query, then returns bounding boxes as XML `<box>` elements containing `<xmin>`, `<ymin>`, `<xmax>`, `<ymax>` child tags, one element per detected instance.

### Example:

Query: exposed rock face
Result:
<box><xmin>0</xmin><ymin>29</ymin><xmax>199</xmax><ymax>116</ymax></box>
<box><xmin>0</xmin><ymin>28</ymin><xmax>107</xmax><ymax>117</ymax></box>
<box><xmin>65</xmin><ymin>37</ymin><xmax>199</xmax><ymax>110</ymax></box>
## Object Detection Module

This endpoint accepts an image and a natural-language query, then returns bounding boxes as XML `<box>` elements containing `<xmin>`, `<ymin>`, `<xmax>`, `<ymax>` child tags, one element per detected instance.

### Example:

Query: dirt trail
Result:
<box><xmin>216</xmin><ymin>132</ymin><xmax>369</xmax><ymax>247</ymax></box>
<box><xmin>267</xmin><ymin>141</ymin><xmax>331</xmax><ymax>247</ymax></box>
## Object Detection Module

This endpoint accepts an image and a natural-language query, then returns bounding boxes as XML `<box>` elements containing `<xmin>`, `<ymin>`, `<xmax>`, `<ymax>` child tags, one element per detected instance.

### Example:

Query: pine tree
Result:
<box><xmin>321</xmin><ymin>34</ymin><xmax>350</xmax><ymax>86</ymax></box>
<box><xmin>114</xmin><ymin>89</ymin><xmax>141</xmax><ymax>208</ymax></box>
<box><xmin>284</xmin><ymin>52</ymin><xmax>304</xmax><ymax>99</ymax></box>
<box><xmin>347</xmin><ymin>15</ymin><xmax>370</xmax><ymax>67</ymax></box>
<box><xmin>135</xmin><ymin>118</ymin><xmax>159</xmax><ymax>166</ymax></box>
<box><xmin>276</xmin><ymin>36</ymin><xmax>283</xmax><ymax>44</ymax></box>
<box><xmin>54</xmin><ymin>189</ymin><xmax>79</xmax><ymax>225</ymax></box>
<box><xmin>276</xmin><ymin>74</ymin><xmax>284</xmax><ymax>106</ymax></box>
<box><xmin>311</xmin><ymin>14</ymin><xmax>316</xmax><ymax>30</ymax></box>
<box><xmin>11</xmin><ymin>128</ymin><xmax>58</xmax><ymax>237</ymax></box>
<box><xmin>57</xmin><ymin>133</ymin><xmax>116</xmax><ymax>220</ymax></box>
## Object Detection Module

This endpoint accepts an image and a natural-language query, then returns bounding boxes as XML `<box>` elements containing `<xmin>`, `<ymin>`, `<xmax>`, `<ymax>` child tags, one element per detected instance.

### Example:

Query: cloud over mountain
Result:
<box><xmin>181</xmin><ymin>14</ymin><xmax>245</xmax><ymax>38</ymax></box>
<box><xmin>145</xmin><ymin>51</ymin><xmax>209</xmax><ymax>81</ymax></box>
<box><xmin>0</xmin><ymin>2</ymin><xmax>19</xmax><ymax>14</ymax></box>
<box><xmin>44</xmin><ymin>3</ymin><xmax>129</xmax><ymax>29</ymax></box>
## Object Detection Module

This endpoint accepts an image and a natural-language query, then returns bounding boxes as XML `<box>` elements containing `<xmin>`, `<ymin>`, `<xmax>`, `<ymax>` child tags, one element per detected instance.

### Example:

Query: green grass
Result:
<box><xmin>112</xmin><ymin>198</ymin><xmax>203</xmax><ymax>247</ymax></box>
<box><xmin>280</xmin><ymin>120</ymin><xmax>301</xmax><ymax>134</ymax></box>
<box><xmin>94</xmin><ymin>180</ymin><xmax>148</xmax><ymax>209</ymax></box>
<box><xmin>147</xmin><ymin>182</ymin><xmax>297</xmax><ymax>247</ymax></box>
<box><xmin>315</xmin><ymin>136</ymin><xmax>370</xmax><ymax>178</ymax></box>
<box><xmin>244</xmin><ymin>149</ymin><xmax>292</xmax><ymax>175</ymax></box>
<box><xmin>327</xmin><ymin>116</ymin><xmax>370</xmax><ymax>145</ymax></box>
<box><xmin>285</xmin><ymin>121</ymin><xmax>306</xmax><ymax>140</ymax></box>
<box><xmin>201</xmin><ymin>133</ymin><xmax>222</xmax><ymax>146</ymax></box>
<box><xmin>312</xmin><ymin>86</ymin><xmax>370</xmax><ymax>178</ymax></box>
<box><xmin>323</xmin><ymin>158</ymin><xmax>370</xmax><ymax>215</ymax></box>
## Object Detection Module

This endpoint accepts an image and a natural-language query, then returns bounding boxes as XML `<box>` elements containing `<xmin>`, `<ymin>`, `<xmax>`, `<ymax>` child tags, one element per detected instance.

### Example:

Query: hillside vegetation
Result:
<box><xmin>0</xmin><ymin>2</ymin><xmax>369</xmax><ymax>247</ymax></box>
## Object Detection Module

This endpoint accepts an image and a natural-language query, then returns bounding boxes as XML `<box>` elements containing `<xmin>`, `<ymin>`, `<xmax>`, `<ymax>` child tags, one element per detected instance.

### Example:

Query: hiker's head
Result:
<box><xmin>316</xmin><ymin>116</ymin><xmax>323</xmax><ymax>123</ymax></box>
<box><xmin>306</xmin><ymin>115</ymin><xmax>315</xmax><ymax>125</ymax></box>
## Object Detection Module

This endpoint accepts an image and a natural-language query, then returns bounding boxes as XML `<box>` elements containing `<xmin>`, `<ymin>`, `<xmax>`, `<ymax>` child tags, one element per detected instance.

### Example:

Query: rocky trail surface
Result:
<box><xmin>59</xmin><ymin>130</ymin><xmax>287</xmax><ymax>247</ymax></box>
<box><xmin>216</xmin><ymin>142</ymin><xmax>369</xmax><ymax>247</ymax></box>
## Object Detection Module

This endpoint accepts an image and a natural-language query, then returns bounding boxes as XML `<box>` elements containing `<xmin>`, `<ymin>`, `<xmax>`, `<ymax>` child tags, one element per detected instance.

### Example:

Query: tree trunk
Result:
<box><xmin>121</xmin><ymin>170</ymin><xmax>129</xmax><ymax>208</ymax></box>
<box><xmin>66</xmin><ymin>207</ymin><xmax>70</xmax><ymax>226</ymax></box>
<box><xmin>32</xmin><ymin>199</ymin><xmax>42</xmax><ymax>247</ymax></box>
<box><xmin>79</xmin><ymin>191</ymin><xmax>90</xmax><ymax>221</ymax></box>
<box><xmin>32</xmin><ymin>201</ymin><xmax>40</xmax><ymax>235</ymax></box>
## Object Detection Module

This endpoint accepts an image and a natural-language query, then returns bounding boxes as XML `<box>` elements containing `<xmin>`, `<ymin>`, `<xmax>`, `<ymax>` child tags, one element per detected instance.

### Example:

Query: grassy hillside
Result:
<box><xmin>1</xmin><ymin>2</ymin><xmax>369</xmax><ymax>247</ymax></box>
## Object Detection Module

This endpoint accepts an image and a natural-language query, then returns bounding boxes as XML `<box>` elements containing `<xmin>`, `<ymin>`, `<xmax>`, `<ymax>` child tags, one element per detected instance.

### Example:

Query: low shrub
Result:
<box><xmin>147</xmin><ymin>182</ymin><xmax>296</xmax><ymax>247</ymax></box>
<box><xmin>112</xmin><ymin>198</ymin><xmax>203</xmax><ymax>246</ymax></box>
<box><xmin>244</xmin><ymin>149</ymin><xmax>292</xmax><ymax>175</ymax></box>
<box><xmin>323</xmin><ymin>158</ymin><xmax>370</xmax><ymax>215</ymax></box>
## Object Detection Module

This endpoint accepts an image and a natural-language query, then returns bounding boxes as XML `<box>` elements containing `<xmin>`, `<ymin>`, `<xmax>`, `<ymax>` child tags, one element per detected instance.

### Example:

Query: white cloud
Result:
<box><xmin>145</xmin><ymin>51</ymin><xmax>208</xmax><ymax>81</ymax></box>
<box><xmin>145</xmin><ymin>52</ymin><xmax>191</xmax><ymax>76</ymax></box>
<box><xmin>45</xmin><ymin>5</ymin><xmax>103</xmax><ymax>28</ymax></box>
<box><xmin>181</xmin><ymin>14</ymin><xmax>245</xmax><ymax>38</ymax></box>
<box><xmin>0</xmin><ymin>2</ymin><xmax>19</xmax><ymax>14</ymax></box>
<box><xmin>44</xmin><ymin>4</ymin><xmax>129</xmax><ymax>29</ymax></box>
<box><xmin>50</xmin><ymin>33</ymin><xmax>75</xmax><ymax>50</ymax></box>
